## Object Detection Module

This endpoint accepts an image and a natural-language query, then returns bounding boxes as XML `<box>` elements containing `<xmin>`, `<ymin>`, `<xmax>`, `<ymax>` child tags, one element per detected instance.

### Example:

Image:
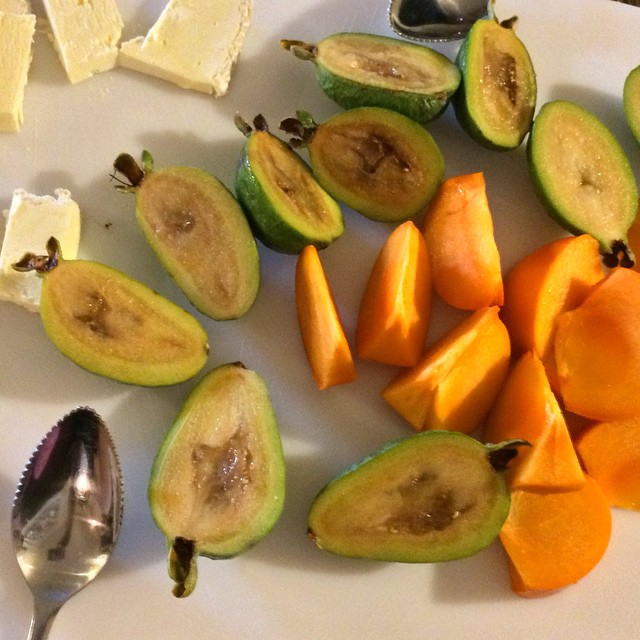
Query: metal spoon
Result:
<box><xmin>389</xmin><ymin>0</ymin><xmax>489</xmax><ymax>42</ymax></box>
<box><xmin>11</xmin><ymin>407</ymin><xmax>124</xmax><ymax>640</ymax></box>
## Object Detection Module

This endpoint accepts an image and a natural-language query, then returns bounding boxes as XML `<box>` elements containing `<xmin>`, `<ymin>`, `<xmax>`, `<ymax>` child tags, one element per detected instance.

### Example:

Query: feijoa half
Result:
<box><xmin>623</xmin><ymin>64</ymin><xmax>640</xmax><ymax>146</ymax></box>
<box><xmin>281</xmin><ymin>32</ymin><xmax>461</xmax><ymax>124</ymax></box>
<box><xmin>148</xmin><ymin>362</ymin><xmax>286</xmax><ymax>597</ymax></box>
<box><xmin>528</xmin><ymin>100</ymin><xmax>638</xmax><ymax>267</ymax></box>
<box><xmin>454</xmin><ymin>17</ymin><xmax>536</xmax><ymax>150</ymax></box>
<box><xmin>13</xmin><ymin>237</ymin><xmax>209</xmax><ymax>386</ymax></box>
<box><xmin>113</xmin><ymin>151</ymin><xmax>259</xmax><ymax>320</ymax></box>
<box><xmin>308</xmin><ymin>431</ymin><xmax>524</xmax><ymax>563</ymax></box>
<box><xmin>234</xmin><ymin>114</ymin><xmax>344</xmax><ymax>254</ymax></box>
<box><xmin>280</xmin><ymin>107</ymin><xmax>444</xmax><ymax>222</ymax></box>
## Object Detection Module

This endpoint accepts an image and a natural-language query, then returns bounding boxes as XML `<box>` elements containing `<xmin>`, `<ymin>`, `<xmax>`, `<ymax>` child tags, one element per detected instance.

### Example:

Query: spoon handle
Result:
<box><xmin>27</xmin><ymin>599</ymin><xmax>61</xmax><ymax>640</ymax></box>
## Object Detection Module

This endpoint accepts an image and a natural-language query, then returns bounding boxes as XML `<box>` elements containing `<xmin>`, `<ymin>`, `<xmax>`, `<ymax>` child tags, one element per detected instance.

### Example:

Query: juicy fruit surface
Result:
<box><xmin>308</xmin><ymin>431</ymin><xmax>512</xmax><ymax>563</ymax></box>
<box><xmin>624</xmin><ymin>64</ymin><xmax>640</xmax><ymax>145</ymax></box>
<box><xmin>422</xmin><ymin>172</ymin><xmax>504</xmax><ymax>309</ymax></box>
<box><xmin>135</xmin><ymin>167</ymin><xmax>259</xmax><ymax>320</ymax></box>
<box><xmin>314</xmin><ymin>32</ymin><xmax>461</xmax><ymax>123</ymax></box>
<box><xmin>528</xmin><ymin>100</ymin><xmax>638</xmax><ymax>258</ymax></box>
<box><xmin>149</xmin><ymin>363</ymin><xmax>286</xmax><ymax>592</ymax></box>
<box><xmin>235</xmin><ymin>130</ymin><xmax>343</xmax><ymax>253</ymax></box>
<box><xmin>309</xmin><ymin>107</ymin><xmax>444</xmax><ymax>222</ymax></box>
<box><xmin>501</xmin><ymin>475</ymin><xmax>611</xmax><ymax>595</ymax></box>
<box><xmin>39</xmin><ymin>259</ymin><xmax>208</xmax><ymax>386</ymax></box>
<box><xmin>554</xmin><ymin>268</ymin><xmax>640</xmax><ymax>421</ymax></box>
<box><xmin>454</xmin><ymin>18</ymin><xmax>536</xmax><ymax>150</ymax></box>
<box><xmin>383</xmin><ymin>306</ymin><xmax>511</xmax><ymax>434</ymax></box>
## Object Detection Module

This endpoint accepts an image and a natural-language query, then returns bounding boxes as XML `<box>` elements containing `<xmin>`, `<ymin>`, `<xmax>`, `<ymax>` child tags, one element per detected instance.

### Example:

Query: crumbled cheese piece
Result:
<box><xmin>0</xmin><ymin>8</ymin><xmax>35</xmax><ymax>132</ymax></box>
<box><xmin>118</xmin><ymin>0</ymin><xmax>252</xmax><ymax>96</ymax></box>
<box><xmin>0</xmin><ymin>0</ymin><xmax>31</xmax><ymax>13</ymax></box>
<box><xmin>0</xmin><ymin>189</ymin><xmax>81</xmax><ymax>311</ymax></box>
<box><xmin>42</xmin><ymin>0</ymin><xmax>123</xmax><ymax>84</ymax></box>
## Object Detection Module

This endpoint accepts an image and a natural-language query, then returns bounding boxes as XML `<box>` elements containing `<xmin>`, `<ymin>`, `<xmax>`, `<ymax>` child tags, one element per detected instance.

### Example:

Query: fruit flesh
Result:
<box><xmin>38</xmin><ymin>255</ymin><xmax>208</xmax><ymax>386</ymax></box>
<box><xmin>308</xmin><ymin>107</ymin><xmax>444</xmax><ymax>222</ymax></box>
<box><xmin>528</xmin><ymin>100</ymin><xmax>638</xmax><ymax>262</ymax></box>
<box><xmin>311</xmin><ymin>32</ymin><xmax>460</xmax><ymax>123</ymax></box>
<box><xmin>236</xmin><ymin>129</ymin><xmax>343</xmax><ymax>253</ymax></box>
<box><xmin>454</xmin><ymin>18</ymin><xmax>536</xmax><ymax>150</ymax></box>
<box><xmin>149</xmin><ymin>363</ymin><xmax>286</xmax><ymax>596</ymax></box>
<box><xmin>623</xmin><ymin>64</ymin><xmax>640</xmax><ymax>146</ymax></box>
<box><xmin>554</xmin><ymin>267</ymin><xmax>640</xmax><ymax>421</ymax></box>
<box><xmin>134</xmin><ymin>166</ymin><xmax>259</xmax><ymax>320</ymax></box>
<box><xmin>308</xmin><ymin>431</ymin><xmax>514</xmax><ymax>563</ymax></box>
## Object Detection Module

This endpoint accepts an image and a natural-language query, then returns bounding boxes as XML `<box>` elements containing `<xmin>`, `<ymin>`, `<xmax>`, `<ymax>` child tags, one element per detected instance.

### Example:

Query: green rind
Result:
<box><xmin>308</xmin><ymin>106</ymin><xmax>444</xmax><ymax>222</ymax></box>
<box><xmin>235</xmin><ymin>132</ymin><xmax>344</xmax><ymax>254</ymax></box>
<box><xmin>135</xmin><ymin>166</ymin><xmax>260</xmax><ymax>320</ymax></box>
<box><xmin>40</xmin><ymin>260</ymin><xmax>209</xmax><ymax>386</ymax></box>
<box><xmin>453</xmin><ymin>19</ymin><xmax>537</xmax><ymax>150</ymax></box>
<box><xmin>314</xmin><ymin>33</ymin><xmax>460</xmax><ymax>125</ymax></box>
<box><xmin>624</xmin><ymin>64</ymin><xmax>640</xmax><ymax>146</ymax></box>
<box><xmin>307</xmin><ymin>430</ymin><xmax>511</xmax><ymax>563</ymax></box>
<box><xmin>527</xmin><ymin>100</ymin><xmax>638</xmax><ymax>255</ymax></box>
<box><xmin>149</xmin><ymin>363</ymin><xmax>286</xmax><ymax>560</ymax></box>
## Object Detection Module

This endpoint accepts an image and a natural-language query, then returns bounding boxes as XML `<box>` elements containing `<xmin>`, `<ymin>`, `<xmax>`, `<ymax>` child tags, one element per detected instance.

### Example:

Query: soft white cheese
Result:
<box><xmin>0</xmin><ymin>189</ymin><xmax>81</xmax><ymax>312</ymax></box>
<box><xmin>42</xmin><ymin>0</ymin><xmax>124</xmax><ymax>84</ymax></box>
<box><xmin>0</xmin><ymin>0</ymin><xmax>31</xmax><ymax>13</ymax></box>
<box><xmin>118</xmin><ymin>0</ymin><xmax>252</xmax><ymax>96</ymax></box>
<box><xmin>0</xmin><ymin>8</ymin><xmax>36</xmax><ymax>132</ymax></box>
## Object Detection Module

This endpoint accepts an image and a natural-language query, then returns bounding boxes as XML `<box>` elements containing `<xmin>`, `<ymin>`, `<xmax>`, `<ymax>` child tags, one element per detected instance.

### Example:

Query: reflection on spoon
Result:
<box><xmin>11</xmin><ymin>407</ymin><xmax>124</xmax><ymax>640</ymax></box>
<box><xmin>389</xmin><ymin>0</ymin><xmax>489</xmax><ymax>42</ymax></box>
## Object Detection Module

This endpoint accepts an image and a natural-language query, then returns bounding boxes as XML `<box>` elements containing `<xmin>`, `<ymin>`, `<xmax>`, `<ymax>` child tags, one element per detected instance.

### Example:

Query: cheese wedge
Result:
<box><xmin>118</xmin><ymin>0</ymin><xmax>252</xmax><ymax>96</ymax></box>
<box><xmin>42</xmin><ymin>0</ymin><xmax>123</xmax><ymax>84</ymax></box>
<box><xmin>0</xmin><ymin>6</ymin><xmax>36</xmax><ymax>132</ymax></box>
<box><xmin>0</xmin><ymin>189</ymin><xmax>81</xmax><ymax>311</ymax></box>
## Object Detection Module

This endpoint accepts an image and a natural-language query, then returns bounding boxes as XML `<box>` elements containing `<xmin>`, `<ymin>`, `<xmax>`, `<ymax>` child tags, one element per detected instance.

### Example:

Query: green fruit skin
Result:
<box><xmin>453</xmin><ymin>20</ymin><xmax>537</xmax><ymax>151</ymax></box>
<box><xmin>527</xmin><ymin>100</ymin><xmax>638</xmax><ymax>254</ymax></box>
<box><xmin>317</xmin><ymin>64</ymin><xmax>457</xmax><ymax>125</ymax></box>
<box><xmin>149</xmin><ymin>362</ymin><xmax>286</xmax><ymax>559</ymax></box>
<box><xmin>308</xmin><ymin>430</ymin><xmax>512</xmax><ymax>563</ymax></box>
<box><xmin>314</xmin><ymin>33</ymin><xmax>461</xmax><ymax>125</ymax></box>
<box><xmin>40</xmin><ymin>259</ymin><xmax>209</xmax><ymax>386</ymax></box>
<box><xmin>308</xmin><ymin>107</ymin><xmax>444</xmax><ymax>222</ymax></box>
<box><xmin>235</xmin><ymin>134</ymin><xmax>344</xmax><ymax>254</ymax></box>
<box><xmin>624</xmin><ymin>64</ymin><xmax>640</xmax><ymax>146</ymax></box>
<box><xmin>136</xmin><ymin>167</ymin><xmax>260</xmax><ymax>321</ymax></box>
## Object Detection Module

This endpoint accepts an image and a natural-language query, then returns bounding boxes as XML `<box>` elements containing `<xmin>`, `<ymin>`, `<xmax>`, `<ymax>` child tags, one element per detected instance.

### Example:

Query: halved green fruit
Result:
<box><xmin>234</xmin><ymin>115</ymin><xmax>344</xmax><ymax>254</ymax></box>
<box><xmin>624</xmin><ymin>64</ymin><xmax>640</xmax><ymax>146</ymax></box>
<box><xmin>528</xmin><ymin>100</ymin><xmax>638</xmax><ymax>266</ymax></box>
<box><xmin>113</xmin><ymin>151</ymin><xmax>259</xmax><ymax>320</ymax></box>
<box><xmin>454</xmin><ymin>17</ymin><xmax>536</xmax><ymax>150</ymax></box>
<box><xmin>148</xmin><ymin>362</ymin><xmax>286</xmax><ymax>597</ymax></box>
<box><xmin>308</xmin><ymin>431</ymin><xmax>523</xmax><ymax>563</ymax></box>
<box><xmin>280</xmin><ymin>107</ymin><xmax>444</xmax><ymax>222</ymax></box>
<box><xmin>281</xmin><ymin>32</ymin><xmax>461</xmax><ymax>124</ymax></box>
<box><xmin>13</xmin><ymin>237</ymin><xmax>209</xmax><ymax>386</ymax></box>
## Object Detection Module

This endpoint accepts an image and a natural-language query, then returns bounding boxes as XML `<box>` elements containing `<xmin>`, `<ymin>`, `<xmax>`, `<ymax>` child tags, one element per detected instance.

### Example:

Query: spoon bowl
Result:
<box><xmin>11</xmin><ymin>407</ymin><xmax>124</xmax><ymax>640</ymax></box>
<box><xmin>389</xmin><ymin>0</ymin><xmax>489</xmax><ymax>42</ymax></box>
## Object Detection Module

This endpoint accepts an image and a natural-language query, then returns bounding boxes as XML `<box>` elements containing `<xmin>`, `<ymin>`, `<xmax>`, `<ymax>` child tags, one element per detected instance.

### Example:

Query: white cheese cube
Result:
<box><xmin>0</xmin><ymin>189</ymin><xmax>81</xmax><ymax>312</ymax></box>
<box><xmin>0</xmin><ymin>9</ymin><xmax>36</xmax><ymax>132</ymax></box>
<box><xmin>42</xmin><ymin>0</ymin><xmax>124</xmax><ymax>84</ymax></box>
<box><xmin>118</xmin><ymin>0</ymin><xmax>252</xmax><ymax>96</ymax></box>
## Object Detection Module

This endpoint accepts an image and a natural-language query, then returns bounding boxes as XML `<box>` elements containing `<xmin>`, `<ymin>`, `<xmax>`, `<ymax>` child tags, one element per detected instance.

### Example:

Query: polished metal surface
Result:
<box><xmin>389</xmin><ymin>0</ymin><xmax>489</xmax><ymax>41</ymax></box>
<box><xmin>11</xmin><ymin>407</ymin><xmax>124</xmax><ymax>640</ymax></box>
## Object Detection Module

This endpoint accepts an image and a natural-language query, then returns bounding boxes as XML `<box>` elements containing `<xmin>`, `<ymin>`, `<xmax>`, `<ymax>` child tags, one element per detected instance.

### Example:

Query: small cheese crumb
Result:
<box><xmin>0</xmin><ymin>6</ymin><xmax>36</xmax><ymax>132</ymax></box>
<box><xmin>42</xmin><ymin>0</ymin><xmax>124</xmax><ymax>84</ymax></box>
<box><xmin>118</xmin><ymin>0</ymin><xmax>252</xmax><ymax>96</ymax></box>
<box><xmin>0</xmin><ymin>189</ymin><xmax>81</xmax><ymax>311</ymax></box>
<box><xmin>0</xmin><ymin>0</ymin><xmax>31</xmax><ymax>13</ymax></box>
